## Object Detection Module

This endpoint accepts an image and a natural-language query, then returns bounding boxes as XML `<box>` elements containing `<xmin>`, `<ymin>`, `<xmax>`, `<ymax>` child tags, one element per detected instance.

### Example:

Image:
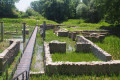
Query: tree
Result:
<box><xmin>96</xmin><ymin>0</ymin><xmax>120</xmax><ymax>24</ymax></box>
<box><xmin>31</xmin><ymin>0</ymin><xmax>80</xmax><ymax>22</ymax></box>
<box><xmin>76</xmin><ymin>3</ymin><xmax>88</xmax><ymax>18</ymax></box>
<box><xmin>0</xmin><ymin>0</ymin><xmax>20</xmax><ymax>18</ymax></box>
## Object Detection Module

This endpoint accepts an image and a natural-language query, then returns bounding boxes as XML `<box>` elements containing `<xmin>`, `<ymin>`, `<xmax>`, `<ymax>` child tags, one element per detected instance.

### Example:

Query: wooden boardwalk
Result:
<box><xmin>13</xmin><ymin>26</ymin><xmax>38</xmax><ymax>79</ymax></box>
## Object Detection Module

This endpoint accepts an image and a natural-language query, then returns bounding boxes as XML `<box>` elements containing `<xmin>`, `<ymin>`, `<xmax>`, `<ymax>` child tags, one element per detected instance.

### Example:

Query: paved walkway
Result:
<box><xmin>13</xmin><ymin>26</ymin><xmax>38</xmax><ymax>79</ymax></box>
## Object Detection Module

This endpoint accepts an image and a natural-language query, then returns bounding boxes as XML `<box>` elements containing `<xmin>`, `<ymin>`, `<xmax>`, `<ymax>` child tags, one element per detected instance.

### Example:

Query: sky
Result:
<box><xmin>15</xmin><ymin>0</ymin><xmax>38</xmax><ymax>12</ymax></box>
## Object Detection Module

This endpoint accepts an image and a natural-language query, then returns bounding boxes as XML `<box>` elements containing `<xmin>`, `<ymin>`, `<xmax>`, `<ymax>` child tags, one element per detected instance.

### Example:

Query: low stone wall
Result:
<box><xmin>40</xmin><ymin>24</ymin><xmax>56</xmax><ymax>30</ymax></box>
<box><xmin>22</xmin><ymin>29</ymin><xmax>29</xmax><ymax>35</ymax></box>
<box><xmin>44</xmin><ymin>43</ymin><xmax>120</xmax><ymax>75</ymax></box>
<box><xmin>49</xmin><ymin>41</ymin><xmax>66</xmax><ymax>53</ymax></box>
<box><xmin>57</xmin><ymin>31</ymin><xmax>68</xmax><ymax>37</ymax></box>
<box><xmin>76</xmin><ymin>36</ymin><xmax>112</xmax><ymax>61</ymax></box>
<box><xmin>0</xmin><ymin>40</ymin><xmax>20</xmax><ymax>71</ymax></box>
<box><xmin>75</xmin><ymin>42</ymin><xmax>91</xmax><ymax>53</ymax></box>
<box><xmin>71</xmin><ymin>32</ymin><xmax>78</xmax><ymax>41</ymax></box>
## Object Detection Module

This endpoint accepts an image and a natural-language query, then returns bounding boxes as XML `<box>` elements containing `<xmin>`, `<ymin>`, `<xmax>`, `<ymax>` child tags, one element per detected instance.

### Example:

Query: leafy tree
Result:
<box><xmin>76</xmin><ymin>3</ymin><xmax>88</xmax><ymax>18</ymax></box>
<box><xmin>31</xmin><ymin>0</ymin><xmax>80</xmax><ymax>22</ymax></box>
<box><xmin>0</xmin><ymin>0</ymin><xmax>20</xmax><ymax>17</ymax></box>
<box><xmin>96</xmin><ymin>0</ymin><xmax>120</xmax><ymax>24</ymax></box>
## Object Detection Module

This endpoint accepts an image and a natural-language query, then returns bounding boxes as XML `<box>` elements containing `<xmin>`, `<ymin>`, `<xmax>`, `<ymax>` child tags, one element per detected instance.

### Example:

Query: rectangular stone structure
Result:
<box><xmin>57</xmin><ymin>31</ymin><xmax>68</xmax><ymax>37</ymax></box>
<box><xmin>44</xmin><ymin>43</ymin><xmax>120</xmax><ymax>75</ymax></box>
<box><xmin>71</xmin><ymin>32</ymin><xmax>78</xmax><ymax>41</ymax></box>
<box><xmin>75</xmin><ymin>42</ymin><xmax>91</xmax><ymax>53</ymax></box>
<box><xmin>49</xmin><ymin>41</ymin><xmax>66</xmax><ymax>53</ymax></box>
<box><xmin>76</xmin><ymin>36</ymin><xmax>112</xmax><ymax>61</ymax></box>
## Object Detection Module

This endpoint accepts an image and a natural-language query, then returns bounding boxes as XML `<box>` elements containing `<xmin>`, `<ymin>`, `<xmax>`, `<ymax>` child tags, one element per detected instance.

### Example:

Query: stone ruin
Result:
<box><xmin>54</xmin><ymin>28</ymin><xmax>69</xmax><ymax>37</ymax></box>
<box><xmin>49</xmin><ymin>41</ymin><xmax>66</xmax><ymax>53</ymax></box>
<box><xmin>0</xmin><ymin>40</ymin><xmax>20</xmax><ymax>71</ymax></box>
<box><xmin>44</xmin><ymin>41</ymin><xmax>120</xmax><ymax>75</ymax></box>
<box><xmin>43</xmin><ymin>35</ymin><xmax>120</xmax><ymax>75</ymax></box>
<box><xmin>22</xmin><ymin>29</ymin><xmax>29</xmax><ymax>35</ymax></box>
<box><xmin>76</xmin><ymin>36</ymin><xmax>112</xmax><ymax>61</ymax></box>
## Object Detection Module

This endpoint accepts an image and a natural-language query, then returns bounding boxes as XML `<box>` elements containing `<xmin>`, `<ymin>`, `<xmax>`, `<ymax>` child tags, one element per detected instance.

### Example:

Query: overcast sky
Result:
<box><xmin>15</xmin><ymin>0</ymin><xmax>38</xmax><ymax>12</ymax></box>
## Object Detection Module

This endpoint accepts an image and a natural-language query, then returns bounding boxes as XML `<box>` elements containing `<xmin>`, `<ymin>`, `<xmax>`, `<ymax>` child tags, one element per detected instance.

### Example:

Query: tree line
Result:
<box><xmin>0</xmin><ymin>0</ymin><xmax>120</xmax><ymax>24</ymax></box>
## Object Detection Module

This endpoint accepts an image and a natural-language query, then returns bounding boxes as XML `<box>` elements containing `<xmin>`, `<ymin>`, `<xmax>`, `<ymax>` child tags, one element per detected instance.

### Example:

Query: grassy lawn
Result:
<box><xmin>65</xmin><ymin>27</ymin><xmax>102</xmax><ymax>31</ymax></box>
<box><xmin>94</xmin><ymin>35</ymin><xmax>120</xmax><ymax>60</ymax></box>
<box><xmin>61</xmin><ymin>19</ymin><xmax>110</xmax><ymax>28</ymax></box>
<box><xmin>30</xmin><ymin>74</ymin><xmax>120</xmax><ymax>80</ymax></box>
<box><xmin>52</xmin><ymin>52</ymin><xmax>101</xmax><ymax>62</ymax></box>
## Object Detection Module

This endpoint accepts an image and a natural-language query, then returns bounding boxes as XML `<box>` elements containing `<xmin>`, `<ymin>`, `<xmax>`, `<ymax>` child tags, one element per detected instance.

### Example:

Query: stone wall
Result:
<box><xmin>71</xmin><ymin>32</ymin><xmax>78</xmax><ymax>41</ymax></box>
<box><xmin>57</xmin><ymin>31</ymin><xmax>68</xmax><ymax>37</ymax></box>
<box><xmin>40</xmin><ymin>24</ymin><xmax>56</xmax><ymax>30</ymax></box>
<box><xmin>0</xmin><ymin>40</ymin><xmax>20</xmax><ymax>71</ymax></box>
<box><xmin>76</xmin><ymin>36</ymin><xmax>112</xmax><ymax>61</ymax></box>
<box><xmin>75</xmin><ymin>42</ymin><xmax>91</xmax><ymax>53</ymax></box>
<box><xmin>44</xmin><ymin>43</ymin><xmax>120</xmax><ymax>75</ymax></box>
<box><xmin>49</xmin><ymin>41</ymin><xmax>66</xmax><ymax>53</ymax></box>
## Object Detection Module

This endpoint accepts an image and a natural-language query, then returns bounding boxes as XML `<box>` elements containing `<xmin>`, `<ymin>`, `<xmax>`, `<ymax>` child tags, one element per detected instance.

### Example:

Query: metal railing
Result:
<box><xmin>8</xmin><ymin>26</ymin><xmax>36</xmax><ymax>80</ymax></box>
<box><xmin>12</xmin><ymin>70</ymin><xmax>28</xmax><ymax>80</ymax></box>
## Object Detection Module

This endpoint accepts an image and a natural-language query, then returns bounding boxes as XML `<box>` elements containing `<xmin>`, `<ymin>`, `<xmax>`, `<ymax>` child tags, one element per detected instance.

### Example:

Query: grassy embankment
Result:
<box><xmin>61</xmin><ymin>19</ymin><xmax>110</xmax><ymax>31</ymax></box>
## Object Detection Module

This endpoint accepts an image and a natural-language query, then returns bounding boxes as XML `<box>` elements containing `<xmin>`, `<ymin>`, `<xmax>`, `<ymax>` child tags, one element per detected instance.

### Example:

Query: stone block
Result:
<box><xmin>71</xmin><ymin>32</ymin><xmax>78</xmax><ymax>41</ymax></box>
<box><xmin>22</xmin><ymin>29</ymin><xmax>29</xmax><ymax>35</ymax></box>
<box><xmin>49</xmin><ymin>41</ymin><xmax>66</xmax><ymax>53</ymax></box>
<box><xmin>57</xmin><ymin>31</ymin><xmax>68</xmax><ymax>37</ymax></box>
<box><xmin>75</xmin><ymin>42</ymin><xmax>91</xmax><ymax>53</ymax></box>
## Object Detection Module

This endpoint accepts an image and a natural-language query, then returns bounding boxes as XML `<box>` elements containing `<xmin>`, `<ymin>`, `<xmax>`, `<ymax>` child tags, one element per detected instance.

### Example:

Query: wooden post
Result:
<box><xmin>23</xmin><ymin>23</ymin><xmax>26</xmax><ymax>43</ymax></box>
<box><xmin>1</xmin><ymin>22</ymin><xmax>3</xmax><ymax>41</ymax></box>
<box><xmin>43</xmin><ymin>21</ymin><xmax>46</xmax><ymax>41</ymax></box>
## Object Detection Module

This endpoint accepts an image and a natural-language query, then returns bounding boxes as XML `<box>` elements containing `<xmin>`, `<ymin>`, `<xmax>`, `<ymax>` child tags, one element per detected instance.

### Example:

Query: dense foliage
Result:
<box><xmin>0</xmin><ymin>0</ymin><xmax>19</xmax><ymax>18</ymax></box>
<box><xmin>31</xmin><ymin>0</ymin><xmax>80</xmax><ymax>22</ymax></box>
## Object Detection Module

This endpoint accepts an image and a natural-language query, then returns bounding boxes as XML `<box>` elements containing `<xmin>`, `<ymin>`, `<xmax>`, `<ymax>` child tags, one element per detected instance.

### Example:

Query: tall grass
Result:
<box><xmin>95</xmin><ymin>36</ymin><xmax>120</xmax><ymax>60</ymax></box>
<box><xmin>30</xmin><ymin>74</ymin><xmax>120</xmax><ymax>80</ymax></box>
<box><xmin>52</xmin><ymin>52</ymin><xmax>101</xmax><ymax>62</ymax></box>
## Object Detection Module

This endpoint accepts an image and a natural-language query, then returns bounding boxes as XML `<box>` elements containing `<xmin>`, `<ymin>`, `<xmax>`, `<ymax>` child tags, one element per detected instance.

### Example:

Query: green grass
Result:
<box><xmin>30</xmin><ymin>74</ymin><xmax>120</xmax><ymax>80</ymax></box>
<box><xmin>95</xmin><ymin>35</ymin><xmax>120</xmax><ymax>60</ymax></box>
<box><xmin>52</xmin><ymin>52</ymin><xmax>101</xmax><ymax>62</ymax></box>
<box><xmin>65</xmin><ymin>27</ymin><xmax>101</xmax><ymax>31</ymax></box>
<box><xmin>61</xmin><ymin>19</ymin><xmax>110</xmax><ymax>28</ymax></box>
<box><xmin>45</xmin><ymin>30</ymin><xmax>100</xmax><ymax>62</ymax></box>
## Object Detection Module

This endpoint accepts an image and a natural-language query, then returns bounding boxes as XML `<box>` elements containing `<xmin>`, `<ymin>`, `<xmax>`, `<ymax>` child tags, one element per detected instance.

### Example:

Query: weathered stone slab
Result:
<box><xmin>71</xmin><ymin>32</ymin><xmax>78</xmax><ymax>41</ymax></box>
<box><xmin>49</xmin><ymin>41</ymin><xmax>66</xmax><ymax>53</ymax></box>
<box><xmin>75</xmin><ymin>42</ymin><xmax>91</xmax><ymax>53</ymax></box>
<box><xmin>22</xmin><ymin>29</ymin><xmax>29</xmax><ymax>35</ymax></box>
<box><xmin>57</xmin><ymin>31</ymin><xmax>68</xmax><ymax>37</ymax></box>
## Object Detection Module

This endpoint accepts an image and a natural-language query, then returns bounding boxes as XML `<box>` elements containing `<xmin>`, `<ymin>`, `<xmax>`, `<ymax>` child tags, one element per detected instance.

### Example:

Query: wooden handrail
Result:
<box><xmin>12</xmin><ymin>70</ymin><xmax>28</xmax><ymax>80</ymax></box>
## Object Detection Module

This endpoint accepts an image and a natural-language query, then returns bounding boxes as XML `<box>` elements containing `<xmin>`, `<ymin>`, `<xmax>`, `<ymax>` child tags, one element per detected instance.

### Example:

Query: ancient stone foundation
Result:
<box><xmin>44</xmin><ymin>43</ymin><xmax>120</xmax><ymax>75</ymax></box>
<box><xmin>57</xmin><ymin>31</ymin><xmax>68</xmax><ymax>37</ymax></box>
<box><xmin>0</xmin><ymin>40</ymin><xmax>20</xmax><ymax>71</ymax></box>
<box><xmin>49</xmin><ymin>41</ymin><xmax>66</xmax><ymax>53</ymax></box>
<box><xmin>75</xmin><ymin>42</ymin><xmax>91</xmax><ymax>53</ymax></box>
<box><xmin>40</xmin><ymin>24</ymin><xmax>56</xmax><ymax>30</ymax></box>
<box><xmin>22</xmin><ymin>29</ymin><xmax>29</xmax><ymax>35</ymax></box>
<box><xmin>76</xmin><ymin>36</ymin><xmax>112</xmax><ymax>61</ymax></box>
